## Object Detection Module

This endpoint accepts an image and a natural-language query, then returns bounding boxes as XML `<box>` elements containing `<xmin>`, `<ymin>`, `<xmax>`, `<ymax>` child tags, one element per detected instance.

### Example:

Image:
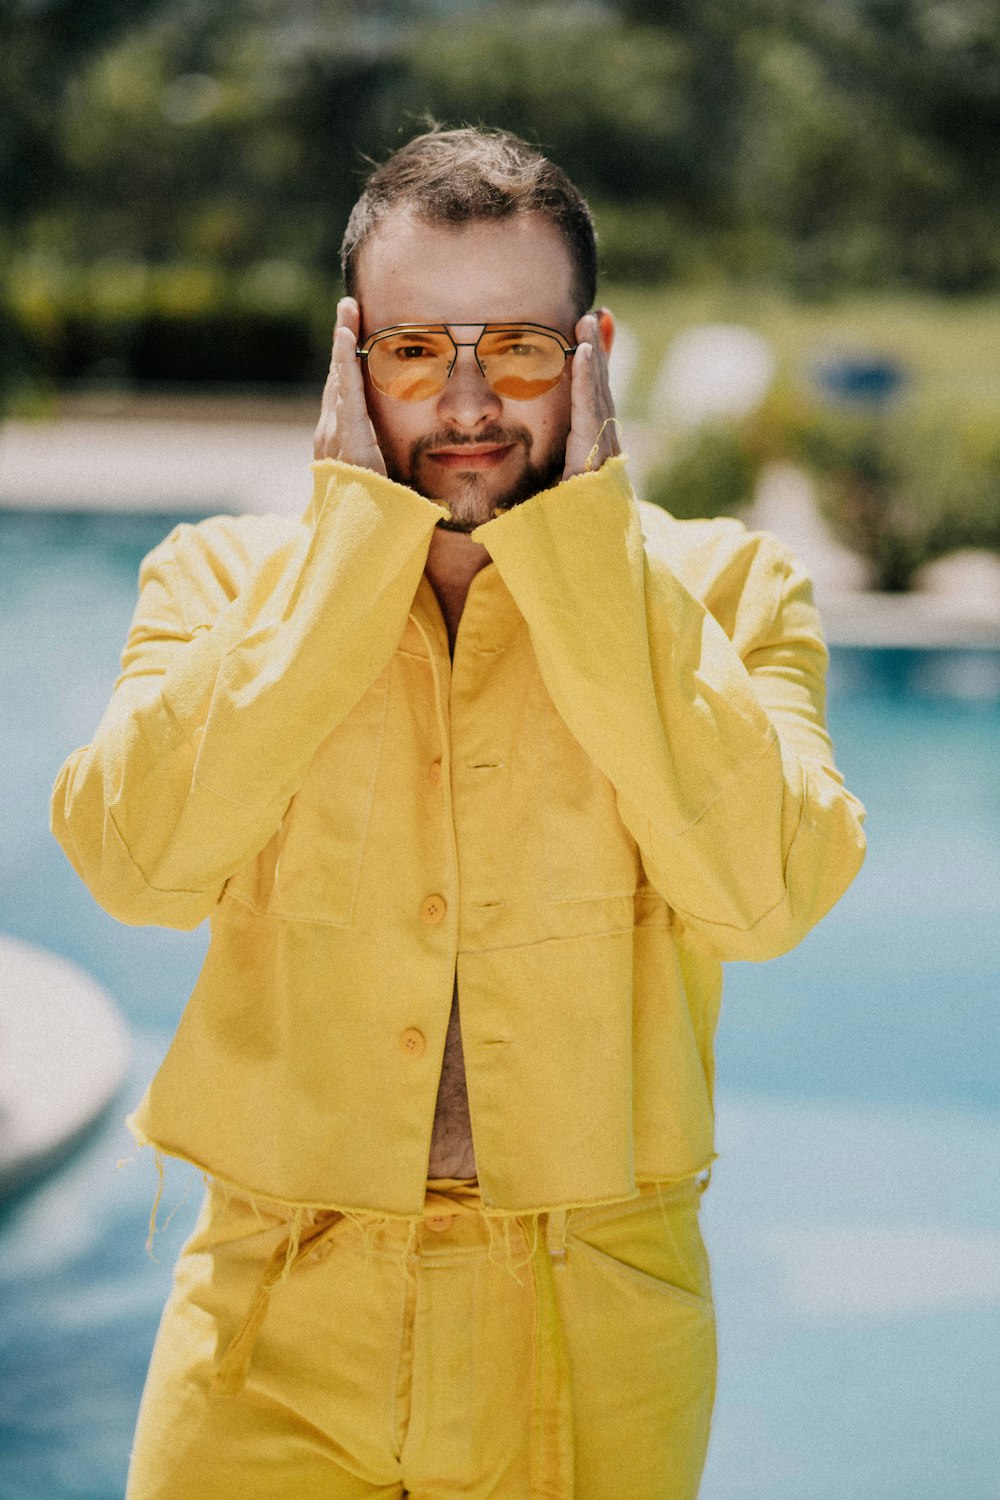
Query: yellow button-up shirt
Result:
<box><xmin>51</xmin><ymin>457</ymin><xmax>866</xmax><ymax>1218</ymax></box>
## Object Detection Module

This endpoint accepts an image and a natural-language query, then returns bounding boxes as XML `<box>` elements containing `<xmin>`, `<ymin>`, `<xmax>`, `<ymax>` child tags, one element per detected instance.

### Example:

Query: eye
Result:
<box><xmin>484</xmin><ymin>332</ymin><xmax>552</xmax><ymax>360</ymax></box>
<box><xmin>395</xmin><ymin>344</ymin><xmax>437</xmax><ymax>361</ymax></box>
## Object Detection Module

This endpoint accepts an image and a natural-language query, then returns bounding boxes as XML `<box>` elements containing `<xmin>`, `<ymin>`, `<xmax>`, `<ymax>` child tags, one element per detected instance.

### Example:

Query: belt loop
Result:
<box><xmin>545</xmin><ymin>1207</ymin><xmax>568</xmax><ymax>1261</ymax></box>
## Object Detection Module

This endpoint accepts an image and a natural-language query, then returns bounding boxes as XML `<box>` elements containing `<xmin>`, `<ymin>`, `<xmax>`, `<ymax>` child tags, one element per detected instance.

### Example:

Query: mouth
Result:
<box><xmin>425</xmin><ymin>444</ymin><xmax>516</xmax><ymax>471</ymax></box>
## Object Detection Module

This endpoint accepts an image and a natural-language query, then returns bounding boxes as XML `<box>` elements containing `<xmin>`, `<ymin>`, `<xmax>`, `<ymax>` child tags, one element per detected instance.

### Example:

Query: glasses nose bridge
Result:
<box><xmin>442</xmin><ymin>326</ymin><xmax>492</xmax><ymax>388</ymax></box>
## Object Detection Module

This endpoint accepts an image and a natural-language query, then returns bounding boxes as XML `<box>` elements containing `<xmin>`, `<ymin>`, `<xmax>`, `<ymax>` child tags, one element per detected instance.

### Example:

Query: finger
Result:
<box><xmin>337</xmin><ymin>296</ymin><xmax>361</xmax><ymax>340</ymax></box>
<box><xmin>579</xmin><ymin>311</ymin><xmax>619</xmax><ymax>456</ymax></box>
<box><xmin>562</xmin><ymin>341</ymin><xmax>598</xmax><ymax>480</ymax></box>
<box><xmin>333</xmin><ymin>313</ymin><xmax>387</xmax><ymax>476</ymax></box>
<box><xmin>564</xmin><ymin>311</ymin><xmax>623</xmax><ymax>478</ymax></box>
<box><xmin>583</xmin><ymin>312</ymin><xmax>615</xmax><ymax>414</ymax></box>
<box><xmin>314</xmin><ymin>300</ymin><xmax>356</xmax><ymax>459</ymax></box>
<box><xmin>575</xmin><ymin>310</ymin><xmax>598</xmax><ymax>346</ymax></box>
<box><xmin>572</xmin><ymin>339</ymin><xmax>596</xmax><ymax>424</ymax></box>
<box><xmin>333</xmin><ymin>320</ymin><xmax>364</xmax><ymax>418</ymax></box>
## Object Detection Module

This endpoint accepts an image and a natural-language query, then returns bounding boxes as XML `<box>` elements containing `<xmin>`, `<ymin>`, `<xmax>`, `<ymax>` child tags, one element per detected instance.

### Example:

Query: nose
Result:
<box><xmin>435</xmin><ymin>345</ymin><xmax>503</xmax><ymax>428</ymax></box>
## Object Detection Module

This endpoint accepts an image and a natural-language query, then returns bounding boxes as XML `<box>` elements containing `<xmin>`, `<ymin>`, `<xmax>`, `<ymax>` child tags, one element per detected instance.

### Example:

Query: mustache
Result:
<box><xmin>410</xmin><ymin>424</ymin><xmax>533</xmax><ymax>462</ymax></box>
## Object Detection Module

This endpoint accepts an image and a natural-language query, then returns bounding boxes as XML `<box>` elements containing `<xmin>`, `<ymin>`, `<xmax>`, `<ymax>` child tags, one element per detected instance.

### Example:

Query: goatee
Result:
<box><xmin>386</xmin><ymin>425</ymin><xmax>565</xmax><ymax>532</ymax></box>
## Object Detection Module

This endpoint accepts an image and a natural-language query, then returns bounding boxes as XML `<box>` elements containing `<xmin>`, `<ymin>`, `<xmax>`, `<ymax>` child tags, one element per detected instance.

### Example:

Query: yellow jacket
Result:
<box><xmin>51</xmin><ymin>456</ymin><xmax>866</xmax><ymax>1219</ymax></box>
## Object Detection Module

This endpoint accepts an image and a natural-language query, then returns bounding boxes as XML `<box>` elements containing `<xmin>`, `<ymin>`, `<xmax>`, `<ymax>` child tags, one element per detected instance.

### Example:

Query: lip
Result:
<box><xmin>426</xmin><ymin>445</ymin><xmax>515</xmax><ymax>470</ymax></box>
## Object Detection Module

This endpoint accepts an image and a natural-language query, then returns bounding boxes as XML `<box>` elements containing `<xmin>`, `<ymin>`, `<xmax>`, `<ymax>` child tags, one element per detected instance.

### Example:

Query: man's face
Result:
<box><xmin>354</xmin><ymin>213</ymin><xmax>580</xmax><ymax>528</ymax></box>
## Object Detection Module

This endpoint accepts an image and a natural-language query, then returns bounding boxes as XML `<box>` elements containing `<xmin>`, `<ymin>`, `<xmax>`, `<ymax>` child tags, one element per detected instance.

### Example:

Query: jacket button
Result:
<box><xmin>425</xmin><ymin>1214</ymin><xmax>453</xmax><ymax>1232</ymax></box>
<box><xmin>399</xmin><ymin>1027</ymin><xmax>426</xmax><ymax>1057</ymax></box>
<box><xmin>420</xmin><ymin>894</ymin><xmax>447</xmax><ymax>925</ymax></box>
<box><xmin>429</xmin><ymin>759</ymin><xmax>443</xmax><ymax>789</ymax></box>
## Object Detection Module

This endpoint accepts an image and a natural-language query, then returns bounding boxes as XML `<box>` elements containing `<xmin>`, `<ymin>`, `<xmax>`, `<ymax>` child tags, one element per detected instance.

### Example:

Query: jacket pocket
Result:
<box><xmin>533</xmin><ymin>678</ymin><xmax>640</xmax><ymax>903</ymax></box>
<box><xmin>224</xmin><ymin>670</ymin><xmax>390</xmax><ymax>925</ymax></box>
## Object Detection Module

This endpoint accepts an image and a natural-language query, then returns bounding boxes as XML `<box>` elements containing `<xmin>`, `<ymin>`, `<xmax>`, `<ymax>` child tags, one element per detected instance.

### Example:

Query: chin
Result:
<box><xmin>439</xmin><ymin>476</ymin><xmax>504</xmax><ymax>528</ymax></box>
<box><xmin>417</xmin><ymin>453</ymin><xmax>565</xmax><ymax>521</ymax></box>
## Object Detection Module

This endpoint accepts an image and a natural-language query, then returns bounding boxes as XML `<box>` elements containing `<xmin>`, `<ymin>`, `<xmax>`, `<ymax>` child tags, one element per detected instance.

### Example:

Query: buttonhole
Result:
<box><xmin>473</xmin><ymin>900</ymin><xmax>506</xmax><ymax>909</ymax></box>
<box><xmin>469</xmin><ymin>761</ymin><xmax>504</xmax><ymax>770</ymax></box>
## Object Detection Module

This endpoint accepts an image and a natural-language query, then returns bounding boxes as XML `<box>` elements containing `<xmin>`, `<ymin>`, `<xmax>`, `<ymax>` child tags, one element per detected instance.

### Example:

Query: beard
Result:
<box><xmin>383</xmin><ymin>422</ymin><xmax>566</xmax><ymax>532</ymax></box>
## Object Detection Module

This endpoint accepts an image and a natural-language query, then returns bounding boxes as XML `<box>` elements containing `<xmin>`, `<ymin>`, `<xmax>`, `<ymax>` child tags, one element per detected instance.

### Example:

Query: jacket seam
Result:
<box><xmin>106</xmin><ymin>806</ymin><xmax>215</xmax><ymax>901</ymax></box>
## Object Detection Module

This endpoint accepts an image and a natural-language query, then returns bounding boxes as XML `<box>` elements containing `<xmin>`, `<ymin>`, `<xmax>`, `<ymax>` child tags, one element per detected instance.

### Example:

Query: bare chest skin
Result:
<box><xmin>423</xmin><ymin>537</ymin><xmax>489</xmax><ymax>1182</ymax></box>
<box><xmin>427</xmin><ymin>977</ymin><xmax>477</xmax><ymax>1179</ymax></box>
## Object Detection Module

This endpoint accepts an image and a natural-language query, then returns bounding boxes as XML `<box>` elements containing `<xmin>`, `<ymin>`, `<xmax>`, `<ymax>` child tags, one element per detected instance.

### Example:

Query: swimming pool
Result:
<box><xmin>1</xmin><ymin>510</ymin><xmax>998</xmax><ymax>1498</ymax></box>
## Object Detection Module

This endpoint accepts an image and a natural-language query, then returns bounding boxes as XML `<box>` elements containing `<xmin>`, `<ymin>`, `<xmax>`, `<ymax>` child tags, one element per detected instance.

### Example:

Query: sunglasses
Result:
<box><xmin>356</xmin><ymin>322</ymin><xmax>578</xmax><ymax>402</ymax></box>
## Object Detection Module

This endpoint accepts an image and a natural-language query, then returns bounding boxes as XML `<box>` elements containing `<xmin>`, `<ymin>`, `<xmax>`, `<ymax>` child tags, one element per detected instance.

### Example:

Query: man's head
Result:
<box><xmin>341</xmin><ymin>127</ymin><xmax>598</xmax><ymax>318</ymax></box>
<box><xmin>339</xmin><ymin>128</ymin><xmax>610</xmax><ymax>527</ymax></box>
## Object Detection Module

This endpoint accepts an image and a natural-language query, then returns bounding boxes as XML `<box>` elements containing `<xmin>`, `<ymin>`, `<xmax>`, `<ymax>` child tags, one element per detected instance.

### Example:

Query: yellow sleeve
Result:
<box><xmin>50</xmin><ymin>461</ymin><xmax>446</xmax><ymax>929</ymax></box>
<box><xmin>473</xmin><ymin>456</ymin><xmax>866</xmax><ymax>962</ymax></box>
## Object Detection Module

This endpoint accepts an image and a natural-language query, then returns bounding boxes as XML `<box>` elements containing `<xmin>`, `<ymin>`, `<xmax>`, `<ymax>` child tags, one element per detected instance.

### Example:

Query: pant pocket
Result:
<box><xmin>565</xmin><ymin>1191</ymin><xmax>713</xmax><ymax>1309</ymax></box>
<box><xmin>555</xmin><ymin>1195</ymin><xmax>716</xmax><ymax>1500</ymax></box>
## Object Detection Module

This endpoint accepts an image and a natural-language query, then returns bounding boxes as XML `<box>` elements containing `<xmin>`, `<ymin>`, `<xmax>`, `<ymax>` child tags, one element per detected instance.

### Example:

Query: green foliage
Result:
<box><xmin>644</xmin><ymin>423</ymin><xmax>759</xmax><ymax>521</ymax></box>
<box><xmin>644</xmin><ymin>387</ymin><xmax>1000</xmax><ymax>590</ymax></box>
<box><xmin>5</xmin><ymin>0</ymin><xmax>1000</xmax><ymax>415</ymax></box>
<box><xmin>5</xmin><ymin>0</ymin><xmax>1000</xmax><ymax>295</ymax></box>
<box><xmin>9</xmin><ymin>257</ymin><xmax>336</xmax><ymax>388</ymax></box>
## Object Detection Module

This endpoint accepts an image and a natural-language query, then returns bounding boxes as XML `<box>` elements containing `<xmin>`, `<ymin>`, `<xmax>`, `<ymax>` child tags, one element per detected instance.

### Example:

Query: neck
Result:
<box><xmin>424</xmin><ymin>526</ymin><xmax>492</xmax><ymax>652</ymax></box>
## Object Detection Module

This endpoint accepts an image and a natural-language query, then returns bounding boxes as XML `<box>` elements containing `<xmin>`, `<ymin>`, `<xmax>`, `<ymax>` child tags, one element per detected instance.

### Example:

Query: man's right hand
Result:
<box><xmin>312</xmin><ymin>297</ymin><xmax>388</xmax><ymax>475</ymax></box>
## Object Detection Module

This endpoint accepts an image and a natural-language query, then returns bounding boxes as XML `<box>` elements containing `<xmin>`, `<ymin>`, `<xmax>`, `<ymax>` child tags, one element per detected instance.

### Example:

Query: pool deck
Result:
<box><xmin>3</xmin><ymin>396</ymin><xmax>999</xmax><ymax>649</ymax></box>
<box><xmin>2</xmin><ymin>397</ymin><xmax>997</xmax><ymax>1497</ymax></box>
<box><xmin>4</xmin><ymin>1049</ymin><xmax>998</xmax><ymax>1500</ymax></box>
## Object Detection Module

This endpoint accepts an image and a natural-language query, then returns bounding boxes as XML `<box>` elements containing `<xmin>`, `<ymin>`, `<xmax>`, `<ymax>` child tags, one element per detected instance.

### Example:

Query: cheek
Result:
<box><xmin>527</xmin><ymin>382</ymin><xmax>572</xmax><ymax>453</ymax></box>
<box><xmin>366</xmin><ymin>385</ymin><xmax>421</xmax><ymax>458</ymax></box>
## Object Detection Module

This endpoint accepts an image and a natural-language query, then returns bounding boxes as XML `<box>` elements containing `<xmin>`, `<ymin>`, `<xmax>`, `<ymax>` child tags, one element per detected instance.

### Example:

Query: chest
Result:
<box><xmin>222</xmin><ymin>575</ymin><xmax>644</xmax><ymax>933</ymax></box>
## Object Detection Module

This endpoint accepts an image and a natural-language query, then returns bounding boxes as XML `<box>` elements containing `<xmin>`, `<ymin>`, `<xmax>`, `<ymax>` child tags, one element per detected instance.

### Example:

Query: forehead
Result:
<box><xmin>354</xmin><ymin>212</ymin><xmax>578</xmax><ymax>334</ymax></box>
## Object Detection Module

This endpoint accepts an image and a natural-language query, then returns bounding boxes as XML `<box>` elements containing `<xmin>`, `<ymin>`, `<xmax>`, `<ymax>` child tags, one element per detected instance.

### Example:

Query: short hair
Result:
<box><xmin>341</xmin><ymin>127</ymin><xmax>597</xmax><ymax>315</ymax></box>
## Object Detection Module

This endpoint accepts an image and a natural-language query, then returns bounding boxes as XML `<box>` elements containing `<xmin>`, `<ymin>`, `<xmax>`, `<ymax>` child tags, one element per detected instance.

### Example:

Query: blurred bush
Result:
<box><xmin>8</xmin><ymin>259</ymin><xmax>335</xmax><ymax>390</ymax></box>
<box><xmin>643</xmin><ymin>423</ymin><xmax>758</xmax><ymax>521</ymax></box>
<box><xmin>645</xmin><ymin>389</ymin><xmax>1000</xmax><ymax>590</ymax></box>
<box><xmin>5</xmin><ymin>0</ymin><xmax>1000</xmax><ymax>310</ymax></box>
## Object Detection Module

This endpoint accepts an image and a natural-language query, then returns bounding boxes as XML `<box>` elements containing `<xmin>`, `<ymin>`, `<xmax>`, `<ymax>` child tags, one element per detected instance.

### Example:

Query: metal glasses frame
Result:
<box><xmin>355</xmin><ymin>321</ymin><xmax>578</xmax><ymax>397</ymax></box>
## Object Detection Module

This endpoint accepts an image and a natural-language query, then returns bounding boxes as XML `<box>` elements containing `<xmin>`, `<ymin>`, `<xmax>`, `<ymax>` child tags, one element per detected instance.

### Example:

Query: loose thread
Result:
<box><xmin>483</xmin><ymin>1211</ymin><xmax>536</xmax><ymax>1285</ymax></box>
<box><xmin>144</xmin><ymin>1151</ymin><xmax>166</xmax><ymax>1261</ymax></box>
<box><xmin>338</xmin><ymin>1207</ymin><xmax>390</xmax><ymax>1269</ymax></box>
<box><xmin>584</xmin><ymin>417</ymin><xmax>623</xmax><ymax>472</ymax></box>
<box><xmin>158</xmin><ymin>1173</ymin><xmax>193</xmax><ymax>1238</ymax></box>
<box><xmin>653</xmin><ymin>1179</ymin><xmax>674</xmax><ymax>1247</ymax></box>
<box><xmin>402</xmin><ymin>1219</ymin><xmax>420</xmax><ymax>1287</ymax></box>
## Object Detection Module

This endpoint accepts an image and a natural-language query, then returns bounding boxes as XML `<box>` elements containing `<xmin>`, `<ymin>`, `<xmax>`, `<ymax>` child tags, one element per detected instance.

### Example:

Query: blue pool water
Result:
<box><xmin>1</xmin><ymin>509</ymin><xmax>998</xmax><ymax>1499</ymax></box>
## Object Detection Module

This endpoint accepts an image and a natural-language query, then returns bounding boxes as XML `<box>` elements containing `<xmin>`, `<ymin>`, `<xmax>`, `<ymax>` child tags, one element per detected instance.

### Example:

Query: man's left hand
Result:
<box><xmin>562</xmin><ymin>311</ymin><xmax>621</xmax><ymax>481</ymax></box>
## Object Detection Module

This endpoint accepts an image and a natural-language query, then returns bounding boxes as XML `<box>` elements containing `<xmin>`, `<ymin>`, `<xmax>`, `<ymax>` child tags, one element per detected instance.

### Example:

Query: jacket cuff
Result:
<box><xmin>471</xmin><ymin>454</ymin><xmax>633</xmax><ymax>549</ymax></box>
<box><xmin>306</xmin><ymin>458</ymin><xmax>451</xmax><ymax>528</ymax></box>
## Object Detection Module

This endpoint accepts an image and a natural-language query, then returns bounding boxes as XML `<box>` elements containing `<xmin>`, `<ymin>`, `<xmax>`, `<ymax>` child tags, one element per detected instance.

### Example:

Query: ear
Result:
<box><xmin>594</xmin><ymin>307</ymin><xmax>615</xmax><ymax>356</ymax></box>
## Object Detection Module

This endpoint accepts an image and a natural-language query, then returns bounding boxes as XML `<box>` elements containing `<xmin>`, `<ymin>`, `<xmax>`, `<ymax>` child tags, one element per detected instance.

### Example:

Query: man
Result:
<box><xmin>51</xmin><ymin>127</ymin><xmax>866</xmax><ymax>1500</ymax></box>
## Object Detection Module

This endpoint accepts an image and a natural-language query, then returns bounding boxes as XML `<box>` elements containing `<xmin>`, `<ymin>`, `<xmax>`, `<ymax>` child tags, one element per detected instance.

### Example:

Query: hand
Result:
<box><xmin>562</xmin><ymin>310</ymin><xmax>620</xmax><ymax>480</ymax></box>
<box><xmin>312</xmin><ymin>297</ymin><xmax>388</xmax><ymax>475</ymax></box>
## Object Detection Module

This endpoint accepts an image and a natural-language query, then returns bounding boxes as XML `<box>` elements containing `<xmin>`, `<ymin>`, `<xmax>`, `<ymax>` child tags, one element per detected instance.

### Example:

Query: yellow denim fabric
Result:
<box><xmin>51</xmin><ymin>456</ymin><xmax>866</xmax><ymax>1216</ymax></box>
<box><xmin>125</xmin><ymin>1176</ymin><xmax>716</xmax><ymax>1500</ymax></box>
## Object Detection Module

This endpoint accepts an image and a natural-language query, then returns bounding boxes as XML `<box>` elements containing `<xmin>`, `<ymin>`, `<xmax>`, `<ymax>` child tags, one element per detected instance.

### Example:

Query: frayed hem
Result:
<box><xmin>124</xmin><ymin>1120</ymin><xmax>442</xmax><ymax>1225</ymax></box>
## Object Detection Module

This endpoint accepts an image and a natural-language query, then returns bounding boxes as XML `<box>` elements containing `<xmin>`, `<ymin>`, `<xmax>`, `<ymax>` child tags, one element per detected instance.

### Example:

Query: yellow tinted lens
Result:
<box><xmin>478</xmin><ymin>328</ymin><xmax>566</xmax><ymax>399</ymax></box>
<box><xmin>366</xmin><ymin>331</ymin><xmax>453</xmax><ymax>401</ymax></box>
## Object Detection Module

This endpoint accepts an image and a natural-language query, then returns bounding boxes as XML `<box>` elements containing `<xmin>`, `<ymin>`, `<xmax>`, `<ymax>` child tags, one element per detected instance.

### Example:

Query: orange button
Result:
<box><xmin>420</xmin><ymin>894</ymin><xmax>447</xmax><ymax>925</ymax></box>
<box><xmin>399</xmin><ymin>1027</ymin><xmax>426</xmax><ymax>1058</ymax></box>
<box><xmin>425</xmin><ymin>1214</ymin><xmax>453</xmax><ymax>1232</ymax></box>
<box><xmin>429</xmin><ymin>760</ymin><xmax>443</xmax><ymax>789</ymax></box>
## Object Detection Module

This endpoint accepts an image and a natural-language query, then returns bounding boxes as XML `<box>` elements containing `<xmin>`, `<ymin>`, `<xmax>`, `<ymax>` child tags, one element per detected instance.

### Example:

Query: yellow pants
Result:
<box><xmin>126</xmin><ymin>1176</ymin><xmax>716</xmax><ymax>1499</ymax></box>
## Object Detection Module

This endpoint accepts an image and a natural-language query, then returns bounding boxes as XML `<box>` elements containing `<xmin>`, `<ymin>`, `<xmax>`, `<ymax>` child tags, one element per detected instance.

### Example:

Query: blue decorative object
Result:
<box><xmin>812</xmin><ymin>354</ymin><xmax>907</xmax><ymax>408</ymax></box>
